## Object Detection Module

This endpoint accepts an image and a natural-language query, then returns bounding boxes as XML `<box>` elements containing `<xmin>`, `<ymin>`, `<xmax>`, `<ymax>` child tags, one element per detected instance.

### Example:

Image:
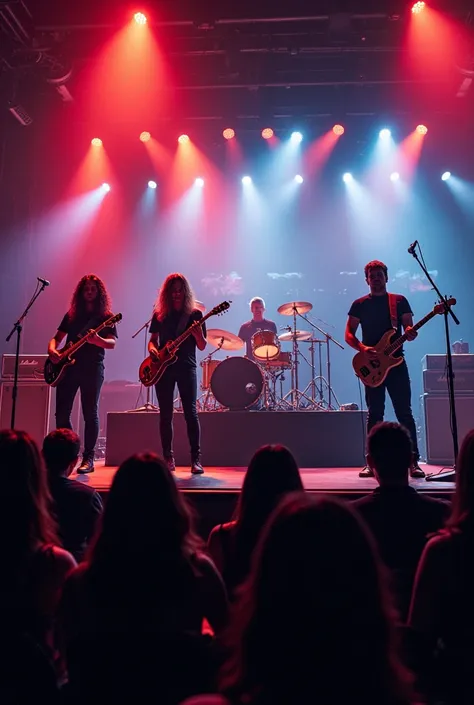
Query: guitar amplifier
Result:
<box><xmin>422</xmin><ymin>354</ymin><xmax>474</xmax><ymax>371</ymax></box>
<box><xmin>423</xmin><ymin>369</ymin><xmax>474</xmax><ymax>394</ymax></box>
<box><xmin>420</xmin><ymin>394</ymin><xmax>474</xmax><ymax>464</ymax></box>
<box><xmin>1</xmin><ymin>354</ymin><xmax>47</xmax><ymax>380</ymax></box>
<box><xmin>0</xmin><ymin>382</ymin><xmax>52</xmax><ymax>444</ymax></box>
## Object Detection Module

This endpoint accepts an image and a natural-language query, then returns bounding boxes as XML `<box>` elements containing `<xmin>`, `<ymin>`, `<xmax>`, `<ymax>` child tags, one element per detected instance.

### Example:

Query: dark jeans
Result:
<box><xmin>55</xmin><ymin>363</ymin><xmax>104</xmax><ymax>459</ymax></box>
<box><xmin>155</xmin><ymin>364</ymin><xmax>201</xmax><ymax>460</ymax></box>
<box><xmin>365</xmin><ymin>359</ymin><xmax>419</xmax><ymax>459</ymax></box>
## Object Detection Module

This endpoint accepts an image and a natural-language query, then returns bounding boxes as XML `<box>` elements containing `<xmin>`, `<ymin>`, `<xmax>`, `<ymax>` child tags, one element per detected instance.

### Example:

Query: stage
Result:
<box><xmin>74</xmin><ymin>461</ymin><xmax>454</xmax><ymax>538</ymax></box>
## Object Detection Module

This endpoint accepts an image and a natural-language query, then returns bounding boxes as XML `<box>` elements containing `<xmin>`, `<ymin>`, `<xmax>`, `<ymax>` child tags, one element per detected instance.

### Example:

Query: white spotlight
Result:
<box><xmin>148</xmin><ymin>180</ymin><xmax>157</xmax><ymax>189</ymax></box>
<box><xmin>242</xmin><ymin>175</ymin><xmax>252</xmax><ymax>185</ymax></box>
<box><xmin>291</xmin><ymin>131</ymin><xmax>303</xmax><ymax>143</ymax></box>
<box><xmin>441</xmin><ymin>171</ymin><xmax>451</xmax><ymax>181</ymax></box>
<box><xmin>379</xmin><ymin>128</ymin><xmax>391</xmax><ymax>139</ymax></box>
<box><xmin>294</xmin><ymin>174</ymin><xmax>304</xmax><ymax>184</ymax></box>
<box><xmin>390</xmin><ymin>172</ymin><xmax>400</xmax><ymax>182</ymax></box>
<box><xmin>343</xmin><ymin>173</ymin><xmax>353</xmax><ymax>183</ymax></box>
<box><xmin>101</xmin><ymin>182</ymin><xmax>111</xmax><ymax>192</ymax></box>
<box><xmin>195</xmin><ymin>177</ymin><xmax>204</xmax><ymax>187</ymax></box>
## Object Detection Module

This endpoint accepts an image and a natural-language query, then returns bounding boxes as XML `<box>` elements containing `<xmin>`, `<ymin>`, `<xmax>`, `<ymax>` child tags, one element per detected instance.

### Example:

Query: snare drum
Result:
<box><xmin>263</xmin><ymin>352</ymin><xmax>292</xmax><ymax>369</ymax></box>
<box><xmin>210</xmin><ymin>357</ymin><xmax>263</xmax><ymax>409</ymax></box>
<box><xmin>200</xmin><ymin>359</ymin><xmax>221</xmax><ymax>390</ymax></box>
<box><xmin>251</xmin><ymin>330</ymin><xmax>280</xmax><ymax>361</ymax></box>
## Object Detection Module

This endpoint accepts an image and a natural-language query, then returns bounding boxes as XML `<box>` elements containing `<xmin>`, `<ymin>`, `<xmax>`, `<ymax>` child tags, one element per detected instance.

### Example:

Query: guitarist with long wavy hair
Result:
<box><xmin>148</xmin><ymin>273</ymin><xmax>207</xmax><ymax>475</ymax></box>
<box><xmin>345</xmin><ymin>260</ymin><xmax>424</xmax><ymax>479</ymax></box>
<box><xmin>47</xmin><ymin>275</ymin><xmax>118</xmax><ymax>474</ymax></box>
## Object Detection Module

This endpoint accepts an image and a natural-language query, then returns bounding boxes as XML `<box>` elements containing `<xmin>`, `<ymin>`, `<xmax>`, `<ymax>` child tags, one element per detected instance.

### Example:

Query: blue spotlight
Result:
<box><xmin>379</xmin><ymin>128</ymin><xmax>391</xmax><ymax>139</ymax></box>
<box><xmin>390</xmin><ymin>172</ymin><xmax>400</xmax><ymax>182</ymax></box>
<box><xmin>148</xmin><ymin>180</ymin><xmax>157</xmax><ymax>189</ymax></box>
<box><xmin>195</xmin><ymin>177</ymin><xmax>204</xmax><ymax>187</ymax></box>
<box><xmin>242</xmin><ymin>175</ymin><xmax>252</xmax><ymax>185</ymax></box>
<box><xmin>343</xmin><ymin>172</ymin><xmax>353</xmax><ymax>183</ymax></box>
<box><xmin>441</xmin><ymin>171</ymin><xmax>451</xmax><ymax>181</ymax></box>
<box><xmin>291</xmin><ymin>131</ymin><xmax>303</xmax><ymax>143</ymax></box>
<box><xmin>101</xmin><ymin>182</ymin><xmax>111</xmax><ymax>192</ymax></box>
<box><xmin>294</xmin><ymin>174</ymin><xmax>304</xmax><ymax>184</ymax></box>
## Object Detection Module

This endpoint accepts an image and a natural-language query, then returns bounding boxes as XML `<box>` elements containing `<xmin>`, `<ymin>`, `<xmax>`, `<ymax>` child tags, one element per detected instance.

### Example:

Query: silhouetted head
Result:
<box><xmin>447</xmin><ymin>429</ymin><xmax>474</xmax><ymax>531</ymax></box>
<box><xmin>367</xmin><ymin>422</ymin><xmax>412</xmax><ymax>486</ymax></box>
<box><xmin>222</xmin><ymin>494</ymin><xmax>412</xmax><ymax>705</ymax></box>
<box><xmin>43</xmin><ymin>428</ymin><xmax>81</xmax><ymax>478</ymax></box>
<box><xmin>0</xmin><ymin>429</ymin><xmax>57</xmax><ymax>554</ymax></box>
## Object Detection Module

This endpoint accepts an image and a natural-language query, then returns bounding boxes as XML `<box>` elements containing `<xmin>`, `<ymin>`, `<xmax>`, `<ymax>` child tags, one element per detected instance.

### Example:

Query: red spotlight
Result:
<box><xmin>140</xmin><ymin>131</ymin><xmax>151</xmax><ymax>142</ymax></box>
<box><xmin>178</xmin><ymin>134</ymin><xmax>190</xmax><ymax>144</ymax></box>
<box><xmin>91</xmin><ymin>137</ymin><xmax>102</xmax><ymax>147</ymax></box>
<box><xmin>416</xmin><ymin>124</ymin><xmax>428</xmax><ymax>135</ymax></box>
<box><xmin>332</xmin><ymin>124</ymin><xmax>345</xmax><ymax>136</ymax></box>
<box><xmin>223</xmin><ymin>128</ymin><xmax>235</xmax><ymax>140</ymax></box>
<box><xmin>261</xmin><ymin>127</ymin><xmax>274</xmax><ymax>140</ymax></box>
<box><xmin>411</xmin><ymin>1</ymin><xmax>425</xmax><ymax>13</ymax></box>
<box><xmin>134</xmin><ymin>12</ymin><xmax>147</xmax><ymax>24</ymax></box>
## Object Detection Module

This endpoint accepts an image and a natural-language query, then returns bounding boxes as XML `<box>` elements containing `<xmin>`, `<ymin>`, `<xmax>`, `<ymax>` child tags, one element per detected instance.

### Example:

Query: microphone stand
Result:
<box><xmin>409</xmin><ymin>245</ymin><xmax>460</xmax><ymax>481</ymax></box>
<box><xmin>5</xmin><ymin>280</ymin><xmax>49</xmax><ymax>429</ymax></box>
<box><xmin>130</xmin><ymin>316</ymin><xmax>159</xmax><ymax>411</ymax></box>
<box><xmin>298</xmin><ymin>312</ymin><xmax>344</xmax><ymax>410</ymax></box>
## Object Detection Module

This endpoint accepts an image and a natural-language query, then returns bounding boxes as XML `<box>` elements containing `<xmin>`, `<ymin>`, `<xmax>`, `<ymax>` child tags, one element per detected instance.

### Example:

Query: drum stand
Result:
<box><xmin>130</xmin><ymin>317</ymin><xmax>159</xmax><ymax>412</ymax></box>
<box><xmin>298</xmin><ymin>313</ymin><xmax>344</xmax><ymax>411</ymax></box>
<box><xmin>196</xmin><ymin>339</ymin><xmax>224</xmax><ymax>412</ymax></box>
<box><xmin>281</xmin><ymin>305</ymin><xmax>319</xmax><ymax>410</ymax></box>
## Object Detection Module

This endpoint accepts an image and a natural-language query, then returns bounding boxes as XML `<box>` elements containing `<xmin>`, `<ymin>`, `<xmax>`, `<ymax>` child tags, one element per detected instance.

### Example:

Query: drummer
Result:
<box><xmin>238</xmin><ymin>297</ymin><xmax>278</xmax><ymax>361</ymax></box>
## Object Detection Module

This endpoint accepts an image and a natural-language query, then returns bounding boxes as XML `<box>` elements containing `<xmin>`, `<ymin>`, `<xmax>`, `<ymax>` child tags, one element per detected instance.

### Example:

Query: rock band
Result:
<box><xmin>47</xmin><ymin>260</ymin><xmax>425</xmax><ymax>478</ymax></box>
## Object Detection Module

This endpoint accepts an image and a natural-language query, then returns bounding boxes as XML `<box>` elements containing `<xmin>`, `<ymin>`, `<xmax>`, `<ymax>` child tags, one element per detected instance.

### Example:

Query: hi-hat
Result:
<box><xmin>278</xmin><ymin>330</ymin><xmax>312</xmax><ymax>342</ymax></box>
<box><xmin>207</xmin><ymin>329</ymin><xmax>244</xmax><ymax>351</ymax></box>
<box><xmin>277</xmin><ymin>301</ymin><xmax>313</xmax><ymax>316</ymax></box>
<box><xmin>195</xmin><ymin>300</ymin><xmax>206</xmax><ymax>313</ymax></box>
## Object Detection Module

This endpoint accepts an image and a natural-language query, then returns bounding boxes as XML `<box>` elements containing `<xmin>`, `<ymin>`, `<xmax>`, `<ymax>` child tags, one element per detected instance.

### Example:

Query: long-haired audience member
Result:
<box><xmin>0</xmin><ymin>430</ymin><xmax>76</xmax><ymax>688</ymax></box>
<box><xmin>203</xmin><ymin>495</ymin><xmax>414</xmax><ymax>705</ymax></box>
<box><xmin>60</xmin><ymin>452</ymin><xmax>228</xmax><ymax>703</ymax></box>
<box><xmin>409</xmin><ymin>429</ymin><xmax>474</xmax><ymax>704</ymax></box>
<box><xmin>207</xmin><ymin>445</ymin><xmax>303</xmax><ymax>597</ymax></box>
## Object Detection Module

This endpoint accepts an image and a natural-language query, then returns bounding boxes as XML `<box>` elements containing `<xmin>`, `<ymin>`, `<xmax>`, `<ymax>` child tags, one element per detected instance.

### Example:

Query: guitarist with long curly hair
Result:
<box><xmin>345</xmin><ymin>260</ymin><xmax>424</xmax><ymax>479</ymax></box>
<box><xmin>149</xmin><ymin>273</ymin><xmax>207</xmax><ymax>474</ymax></box>
<box><xmin>47</xmin><ymin>275</ymin><xmax>118</xmax><ymax>474</ymax></box>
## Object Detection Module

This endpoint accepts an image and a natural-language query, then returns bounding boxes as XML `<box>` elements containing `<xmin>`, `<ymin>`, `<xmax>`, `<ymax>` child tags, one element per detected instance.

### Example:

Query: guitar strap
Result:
<box><xmin>388</xmin><ymin>293</ymin><xmax>398</xmax><ymax>330</ymax></box>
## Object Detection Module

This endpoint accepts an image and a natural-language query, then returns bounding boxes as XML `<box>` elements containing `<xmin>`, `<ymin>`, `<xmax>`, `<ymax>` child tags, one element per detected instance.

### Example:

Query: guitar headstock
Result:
<box><xmin>108</xmin><ymin>313</ymin><xmax>123</xmax><ymax>325</ymax></box>
<box><xmin>210</xmin><ymin>301</ymin><xmax>231</xmax><ymax>317</ymax></box>
<box><xmin>433</xmin><ymin>298</ymin><xmax>456</xmax><ymax>316</ymax></box>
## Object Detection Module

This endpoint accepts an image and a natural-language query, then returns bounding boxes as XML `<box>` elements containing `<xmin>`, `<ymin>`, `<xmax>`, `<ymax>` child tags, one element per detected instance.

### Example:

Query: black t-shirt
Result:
<box><xmin>348</xmin><ymin>293</ymin><xmax>412</xmax><ymax>357</ymax></box>
<box><xmin>58</xmin><ymin>312</ymin><xmax>118</xmax><ymax>366</ymax></box>
<box><xmin>238</xmin><ymin>319</ymin><xmax>278</xmax><ymax>359</ymax></box>
<box><xmin>149</xmin><ymin>309</ymin><xmax>206</xmax><ymax>368</ymax></box>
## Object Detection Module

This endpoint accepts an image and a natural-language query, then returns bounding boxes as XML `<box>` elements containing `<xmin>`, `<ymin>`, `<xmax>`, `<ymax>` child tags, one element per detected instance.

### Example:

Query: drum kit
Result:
<box><xmin>196</xmin><ymin>299</ymin><xmax>344</xmax><ymax>412</ymax></box>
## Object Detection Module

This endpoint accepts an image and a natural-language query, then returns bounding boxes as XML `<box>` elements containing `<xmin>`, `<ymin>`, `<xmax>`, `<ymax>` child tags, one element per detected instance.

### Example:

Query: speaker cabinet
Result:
<box><xmin>421</xmin><ymin>394</ymin><xmax>474</xmax><ymax>465</ymax></box>
<box><xmin>0</xmin><ymin>382</ymin><xmax>52</xmax><ymax>445</ymax></box>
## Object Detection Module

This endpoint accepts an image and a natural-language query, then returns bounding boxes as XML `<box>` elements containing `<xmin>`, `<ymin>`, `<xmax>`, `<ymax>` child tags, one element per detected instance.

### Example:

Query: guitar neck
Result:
<box><xmin>63</xmin><ymin>318</ymin><xmax>112</xmax><ymax>358</ymax></box>
<box><xmin>170</xmin><ymin>311</ymin><xmax>211</xmax><ymax>351</ymax></box>
<box><xmin>384</xmin><ymin>309</ymin><xmax>437</xmax><ymax>355</ymax></box>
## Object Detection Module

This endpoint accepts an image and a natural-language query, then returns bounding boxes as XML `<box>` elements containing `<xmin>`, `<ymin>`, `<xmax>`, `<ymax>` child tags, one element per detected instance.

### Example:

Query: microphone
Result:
<box><xmin>279</xmin><ymin>325</ymin><xmax>291</xmax><ymax>331</ymax></box>
<box><xmin>37</xmin><ymin>277</ymin><xmax>50</xmax><ymax>287</ymax></box>
<box><xmin>407</xmin><ymin>240</ymin><xmax>418</xmax><ymax>255</ymax></box>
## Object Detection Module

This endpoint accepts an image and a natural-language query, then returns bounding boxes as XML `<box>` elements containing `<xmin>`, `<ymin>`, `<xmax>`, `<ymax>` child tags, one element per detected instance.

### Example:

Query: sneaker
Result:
<box><xmin>359</xmin><ymin>465</ymin><xmax>374</xmax><ymax>478</ymax></box>
<box><xmin>77</xmin><ymin>457</ymin><xmax>95</xmax><ymax>474</ymax></box>
<box><xmin>410</xmin><ymin>462</ymin><xmax>425</xmax><ymax>479</ymax></box>
<box><xmin>191</xmin><ymin>460</ymin><xmax>204</xmax><ymax>475</ymax></box>
<box><xmin>165</xmin><ymin>456</ymin><xmax>176</xmax><ymax>472</ymax></box>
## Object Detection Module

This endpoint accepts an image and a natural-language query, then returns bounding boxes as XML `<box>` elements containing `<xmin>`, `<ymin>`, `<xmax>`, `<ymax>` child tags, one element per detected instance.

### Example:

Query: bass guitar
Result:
<box><xmin>44</xmin><ymin>313</ymin><xmax>122</xmax><ymax>387</ymax></box>
<box><xmin>353</xmin><ymin>298</ymin><xmax>456</xmax><ymax>388</ymax></box>
<box><xmin>139</xmin><ymin>301</ymin><xmax>230</xmax><ymax>387</ymax></box>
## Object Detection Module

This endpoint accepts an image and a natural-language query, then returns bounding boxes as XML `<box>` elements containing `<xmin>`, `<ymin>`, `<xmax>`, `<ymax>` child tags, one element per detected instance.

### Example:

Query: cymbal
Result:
<box><xmin>278</xmin><ymin>330</ymin><xmax>312</xmax><ymax>342</ymax></box>
<box><xmin>195</xmin><ymin>300</ymin><xmax>206</xmax><ymax>313</ymax></box>
<box><xmin>277</xmin><ymin>301</ymin><xmax>313</xmax><ymax>316</ymax></box>
<box><xmin>207</xmin><ymin>329</ymin><xmax>244</xmax><ymax>351</ymax></box>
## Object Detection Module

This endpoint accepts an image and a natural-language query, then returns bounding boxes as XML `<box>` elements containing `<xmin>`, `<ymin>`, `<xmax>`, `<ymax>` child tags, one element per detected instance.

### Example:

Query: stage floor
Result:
<box><xmin>73</xmin><ymin>460</ymin><xmax>454</xmax><ymax>495</ymax></box>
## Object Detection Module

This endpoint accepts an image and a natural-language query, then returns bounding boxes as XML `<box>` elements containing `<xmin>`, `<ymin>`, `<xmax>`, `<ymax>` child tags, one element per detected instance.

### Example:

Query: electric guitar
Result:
<box><xmin>353</xmin><ymin>298</ymin><xmax>456</xmax><ymax>388</ymax></box>
<box><xmin>44</xmin><ymin>313</ymin><xmax>122</xmax><ymax>387</ymax></box>
<box><xmin>139</xmin><ymin>301</ymin><xmax>231</xmax><ymax>387</ymax></box>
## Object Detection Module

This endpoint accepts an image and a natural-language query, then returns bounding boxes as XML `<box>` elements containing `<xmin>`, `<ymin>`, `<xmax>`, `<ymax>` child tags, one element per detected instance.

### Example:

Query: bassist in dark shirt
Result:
<box><xmin>47</xmin><ymin>275</ymin><xmax>117</xmax><ymax>474</ymax></box>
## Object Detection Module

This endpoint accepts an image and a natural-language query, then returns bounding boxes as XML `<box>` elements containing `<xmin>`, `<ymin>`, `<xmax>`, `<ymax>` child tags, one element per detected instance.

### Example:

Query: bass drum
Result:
<box><xmin>210</xmin><ymin>357</ymin><xmax>263</xmax><ymax>410</ymax></box>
